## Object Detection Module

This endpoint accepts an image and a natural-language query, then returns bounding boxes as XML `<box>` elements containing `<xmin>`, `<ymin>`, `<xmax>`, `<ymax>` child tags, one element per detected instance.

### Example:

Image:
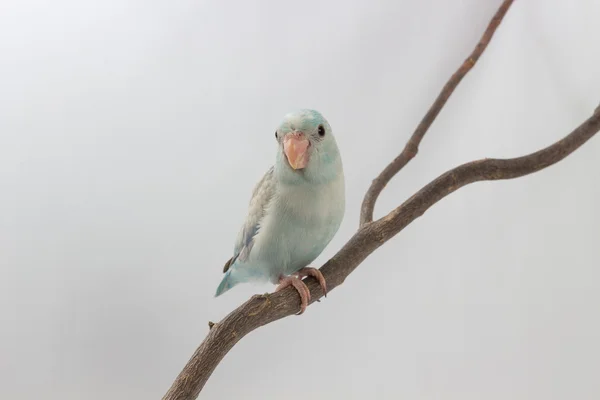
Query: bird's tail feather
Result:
<box><xmin>215</xmin><ymin>269</ymin><xmax>240</xmax><ymax>297</ymax></box>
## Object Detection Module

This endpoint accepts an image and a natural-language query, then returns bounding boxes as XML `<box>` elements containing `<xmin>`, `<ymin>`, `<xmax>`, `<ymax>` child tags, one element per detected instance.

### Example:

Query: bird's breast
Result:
<box><xmin>253</xmin><ymin>177</ymin><xmax>345</xmax><ymax>276</ymax></box>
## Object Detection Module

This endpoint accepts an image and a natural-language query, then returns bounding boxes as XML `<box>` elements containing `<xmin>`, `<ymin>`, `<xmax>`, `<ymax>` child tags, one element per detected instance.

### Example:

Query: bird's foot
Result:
<box><xmin>295</xmin><ymin>267</ymin><xmax>327</xmax><ymax>297</ymax></box>
<box><xmin>275</xmin><ymin>275</ymin><xmax>311</xmax><ymax>315</ymax></box>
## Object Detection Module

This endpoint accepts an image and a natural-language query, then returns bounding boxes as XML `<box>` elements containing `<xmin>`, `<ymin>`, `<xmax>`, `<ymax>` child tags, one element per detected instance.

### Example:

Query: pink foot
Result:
<box><xmin>275</xmin><ymin>275</ymin><xmax>311</xmax><ymax>315</ymax></box>
<box><xmin>295</xmin><ymin>267</ymin><xmax>328</xmax><ymax>297</ymax></box>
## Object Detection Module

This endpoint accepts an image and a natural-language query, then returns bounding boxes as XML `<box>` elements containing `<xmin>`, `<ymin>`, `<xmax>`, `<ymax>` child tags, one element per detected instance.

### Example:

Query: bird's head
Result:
<box><xmin>274</xmin><ymin>109</ymin><xmax>342</xmax><ymax>183</ymax></box>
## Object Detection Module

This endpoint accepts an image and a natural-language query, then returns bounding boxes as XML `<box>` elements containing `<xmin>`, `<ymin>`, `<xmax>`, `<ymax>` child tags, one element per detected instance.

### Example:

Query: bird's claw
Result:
<box><xmin>295</xmin><ymin>267</ymin><xmax>328</xmax><ymax>297</ymax></box>
<box><xmin>275</xmin><ymin>268</ymin><xmax>327</xmax><ymax>315</ymax></box>
<box><xmin>275</xmin><ymin>275</ymin><xmax>311</xmax><ymax>314</ymax></box>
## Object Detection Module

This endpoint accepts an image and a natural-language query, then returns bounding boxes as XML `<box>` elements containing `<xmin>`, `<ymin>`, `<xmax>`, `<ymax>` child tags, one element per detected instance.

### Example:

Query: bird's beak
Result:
<box><xmin>283</xmin><ymin>132</ymin><xmax>309</xmax><ymax>170</ymax></box>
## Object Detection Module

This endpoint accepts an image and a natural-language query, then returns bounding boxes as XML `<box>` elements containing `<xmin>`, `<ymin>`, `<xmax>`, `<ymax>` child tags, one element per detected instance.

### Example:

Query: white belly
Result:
<box><xmin>248</xmin><ymin>177</ymin><xmax>345</xmax><ymax>282</ymax></box>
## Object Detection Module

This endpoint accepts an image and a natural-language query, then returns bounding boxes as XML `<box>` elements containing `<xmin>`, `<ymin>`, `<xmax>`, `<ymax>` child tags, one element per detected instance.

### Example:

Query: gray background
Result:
<box><xmin>2</xmin><ymin>0</ymin><xmax>599</xmax><ymax>399</ymax></box>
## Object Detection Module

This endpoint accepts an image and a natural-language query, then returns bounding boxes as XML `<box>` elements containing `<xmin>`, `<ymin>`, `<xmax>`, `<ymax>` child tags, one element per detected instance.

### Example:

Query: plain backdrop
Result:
<box><xmin>1</xmin><ymin>0</ymin><xmax>599</xmax><ymax>399</ymax></box>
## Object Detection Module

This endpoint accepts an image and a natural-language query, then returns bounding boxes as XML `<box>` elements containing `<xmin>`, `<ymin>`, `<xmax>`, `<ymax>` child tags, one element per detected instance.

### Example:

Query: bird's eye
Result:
<box><xmin>318</xmin><ymin>125</ymin><xmax>325</xmax><ymax>137</ymax></box>
<box><xmin>275</xmin><ymin>131</ymin><xmax>278</xmax><ymax>139</ymax></box>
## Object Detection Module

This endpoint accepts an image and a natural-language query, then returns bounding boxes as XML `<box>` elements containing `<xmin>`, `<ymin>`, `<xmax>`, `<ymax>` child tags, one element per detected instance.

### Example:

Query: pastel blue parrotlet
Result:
<box><xmin>215</xmin><ymin>109</ymin><xmax>345</xmax><ymax>313</ymax></box>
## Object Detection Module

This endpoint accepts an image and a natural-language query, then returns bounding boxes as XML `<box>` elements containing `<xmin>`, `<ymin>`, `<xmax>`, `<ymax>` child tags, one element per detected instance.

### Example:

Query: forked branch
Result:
<box><xmin>162</xmin><ymin>1</ymin><xmax>599</xmax><ymax>399</ymax></box>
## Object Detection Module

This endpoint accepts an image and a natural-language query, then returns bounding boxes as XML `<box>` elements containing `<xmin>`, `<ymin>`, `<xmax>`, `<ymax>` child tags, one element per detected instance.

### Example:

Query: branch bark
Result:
<box><xmin>162</xmin><ymin>1</ymin><xmax>599</xmax><ymax>399</ymax></box>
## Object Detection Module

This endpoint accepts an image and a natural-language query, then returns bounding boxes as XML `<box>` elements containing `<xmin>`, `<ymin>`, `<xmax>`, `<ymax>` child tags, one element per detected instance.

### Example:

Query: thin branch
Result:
<box><xmin>163</xmin><ymin>106</ymin><xmax>600</xmax><ymax>400</ymax></box>
<box><xmin>359</xmin><ymin>0</ymin><xmax>515</xmax><ymax>226</ymax></box>
<box><xmin>162</xmin><ymin>1</ymin><xmax>600</xmax><ymax>398</ymax></box>
<box><xmin>377</xmin><ymin>107</ymin><xmax>600</xmax><ymax>238</ymax></box>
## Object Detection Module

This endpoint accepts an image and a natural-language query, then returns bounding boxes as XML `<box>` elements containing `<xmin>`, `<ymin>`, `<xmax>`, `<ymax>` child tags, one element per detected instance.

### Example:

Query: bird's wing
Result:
<box><xmin>223</xmin><ymin>166</ymin><xmax>276</xmax><ymax>273</ymax></box>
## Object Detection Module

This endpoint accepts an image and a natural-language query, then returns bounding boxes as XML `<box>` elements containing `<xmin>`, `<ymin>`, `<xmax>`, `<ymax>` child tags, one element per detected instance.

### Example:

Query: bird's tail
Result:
<box><xmin>215</xmin><ymin>269</ymin><xmax>240</xmax><ymax>297</ymax></box>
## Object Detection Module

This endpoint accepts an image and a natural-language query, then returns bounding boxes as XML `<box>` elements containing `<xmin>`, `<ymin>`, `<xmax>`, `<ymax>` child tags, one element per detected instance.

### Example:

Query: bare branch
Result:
<box><xmin>376</xmin><ymin>107</ymin><xmax>600</xmax><ymax>238</ymax></box>
<box><xmin>163</xmin><ymin>105</ymin><xmax>599</xmax><ymax>400</ymax></box>
<box><xmin>360</xmin><ymin>0</ymin><xmax>515</xmax><ymax>226</ymax></box>
<box><xmin>162</xmin><ymin>2</ymin><xmax>600</xmax><ymax>399</ymax></box>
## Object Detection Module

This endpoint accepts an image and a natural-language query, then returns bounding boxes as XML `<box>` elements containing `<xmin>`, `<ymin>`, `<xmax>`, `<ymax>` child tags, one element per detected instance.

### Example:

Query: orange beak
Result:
<box><xmin>283</xmin><ymin>132</ymin><xmax>310</xmax><ymax>170</ymax></box>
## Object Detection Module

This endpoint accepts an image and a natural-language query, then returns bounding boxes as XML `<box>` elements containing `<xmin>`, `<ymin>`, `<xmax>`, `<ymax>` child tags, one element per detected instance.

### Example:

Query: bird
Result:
<box><xmin>215</xmin><ymin>109</ymin><xmax>345</xmax><ymax>314</ymax></box>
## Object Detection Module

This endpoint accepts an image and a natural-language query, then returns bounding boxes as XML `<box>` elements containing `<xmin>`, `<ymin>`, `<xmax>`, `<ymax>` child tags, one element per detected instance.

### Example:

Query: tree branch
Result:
<box><xmin>376</xmin><ymin>108</ymin><xmax>600</xmax><ymax>239</ymax></box>
<box><xmin>163</xmin><ymin>106</ymin><xmax>599</xmax><ymax>400</ymax></box>
<box><xmin>359</xmin><ymin>0</ymin><xmax>515</xmax><ymax>226</ymax></box>
<box><xmin>162</xmin><ymin>1</ymin><xmax>600</xmax><ymax>399</ymax></box>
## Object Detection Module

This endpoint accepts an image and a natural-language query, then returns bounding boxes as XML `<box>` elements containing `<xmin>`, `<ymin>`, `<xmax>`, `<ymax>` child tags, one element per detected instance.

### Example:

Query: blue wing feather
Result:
<box><xmin>225</xmin><ymin>166</ymin><xmax>275</xmax><ymax>271</ymax></box>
